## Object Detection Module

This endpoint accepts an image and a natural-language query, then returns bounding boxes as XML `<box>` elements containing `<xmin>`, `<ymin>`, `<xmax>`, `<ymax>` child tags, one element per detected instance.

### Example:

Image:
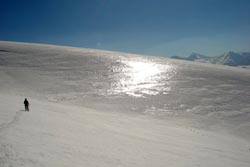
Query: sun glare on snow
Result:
<box><xmin>108</xmin><ymin>59</ymin><xmax>176</xmax><ymax>97</ymax></box>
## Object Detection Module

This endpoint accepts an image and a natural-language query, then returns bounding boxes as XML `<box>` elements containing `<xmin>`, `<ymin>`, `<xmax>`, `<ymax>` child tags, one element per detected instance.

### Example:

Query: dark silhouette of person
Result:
<box><xmin>24</xmin><ymin>98</ymin><xmax>29</xmax><ymax>111</ymax></box>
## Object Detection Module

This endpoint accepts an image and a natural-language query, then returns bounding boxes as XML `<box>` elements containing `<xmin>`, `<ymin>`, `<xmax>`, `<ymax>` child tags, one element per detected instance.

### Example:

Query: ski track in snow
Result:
<box><xmin>0</xmin><ymin>110</ymin><xmax>22</xmax><ymax>134</ymax></box>
<box><xmin>0</xmin><ymin>111</ymin><xmax>23</xmax><ymax>166</ymax></box>
<box><xmin>0</xmin><ymin>103</ymin><xmax>23</xmax><ymax>167</ymax></box>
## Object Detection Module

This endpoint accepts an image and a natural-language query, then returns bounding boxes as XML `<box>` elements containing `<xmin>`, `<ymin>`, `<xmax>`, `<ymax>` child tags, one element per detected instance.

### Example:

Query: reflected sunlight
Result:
<box><xmin>108</xmin><ymin>59</ymin><xmax>176</xmax><ymax>97</ymax></box>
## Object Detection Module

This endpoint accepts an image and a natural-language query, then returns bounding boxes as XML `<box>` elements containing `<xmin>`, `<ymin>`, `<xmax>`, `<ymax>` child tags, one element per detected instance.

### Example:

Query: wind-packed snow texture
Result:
<box><xmin>0</xmin><ymin>41</ymin><xmax>250</xmax><ymax>167</ymax></box>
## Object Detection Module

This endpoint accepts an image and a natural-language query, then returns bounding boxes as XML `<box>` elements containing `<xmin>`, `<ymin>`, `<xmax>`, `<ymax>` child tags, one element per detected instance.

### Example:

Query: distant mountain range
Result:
<box><xmin>171</xmin><ymin>52</ymin><xmax>250</xmax><ymax>67</ymax></box>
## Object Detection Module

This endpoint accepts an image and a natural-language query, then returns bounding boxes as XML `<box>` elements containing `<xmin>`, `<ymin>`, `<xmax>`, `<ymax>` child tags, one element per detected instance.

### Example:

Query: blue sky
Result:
<box><xmin>0</xmin><ymin>0</ymin><xmax>249</xmax><ymax>57</ymax></box>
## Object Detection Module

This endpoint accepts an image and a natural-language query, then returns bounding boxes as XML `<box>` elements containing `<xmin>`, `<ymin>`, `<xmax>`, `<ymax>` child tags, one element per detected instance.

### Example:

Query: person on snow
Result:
<box><xmin>24</xmin><ymin>98</ymin><xmax>29</xmax><ymax>111</ymax></box>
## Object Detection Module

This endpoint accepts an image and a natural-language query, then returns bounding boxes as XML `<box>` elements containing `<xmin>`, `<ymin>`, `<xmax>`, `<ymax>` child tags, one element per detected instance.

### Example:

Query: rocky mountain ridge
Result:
<box><xmin>171</xmin><ymin>51</ymin><xmax>250</xmax><ymax>67</ymax></box>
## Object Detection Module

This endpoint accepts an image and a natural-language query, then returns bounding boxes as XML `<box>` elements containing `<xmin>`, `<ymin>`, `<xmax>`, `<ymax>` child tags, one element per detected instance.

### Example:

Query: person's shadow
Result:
<box><xmin>19</xmin><ymin>110</ymin><xmax>26</xmax><ymax>112</ymax></box>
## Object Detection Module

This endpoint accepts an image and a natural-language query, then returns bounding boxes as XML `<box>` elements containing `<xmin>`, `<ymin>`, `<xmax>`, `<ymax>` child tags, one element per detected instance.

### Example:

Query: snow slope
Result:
<box><xmin>0</xmin><ymin>41</ymin><xmax>250</xmax><ymax>166</ymax></box>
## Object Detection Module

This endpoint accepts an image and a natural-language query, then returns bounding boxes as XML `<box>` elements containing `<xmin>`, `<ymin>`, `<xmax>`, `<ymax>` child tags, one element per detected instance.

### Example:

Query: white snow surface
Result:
<box><xmin>0</xmin><ymin>41</ymin><xmax>250</xmax><ymax>167</ymax></box>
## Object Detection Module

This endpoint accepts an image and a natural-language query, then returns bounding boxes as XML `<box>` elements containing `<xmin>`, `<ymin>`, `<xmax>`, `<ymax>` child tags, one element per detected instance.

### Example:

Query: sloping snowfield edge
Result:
<box><xmin>0</xmin><ymin>41</ymin><xmax>250</xmax><ymax>166</ymax></box>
